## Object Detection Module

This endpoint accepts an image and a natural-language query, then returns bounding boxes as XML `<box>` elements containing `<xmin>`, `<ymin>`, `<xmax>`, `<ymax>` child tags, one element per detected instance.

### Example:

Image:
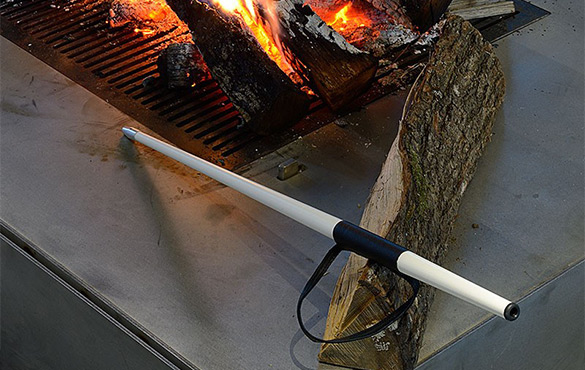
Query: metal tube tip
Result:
<box><xmin>504</xmin><ymin>302</ymin><xmax>520</xmax><ymax>321</ymax></box>
<box><xmin>122</xmin><ymin>126</ymin><xmax>138</xmax><ymax>140</ymax></box>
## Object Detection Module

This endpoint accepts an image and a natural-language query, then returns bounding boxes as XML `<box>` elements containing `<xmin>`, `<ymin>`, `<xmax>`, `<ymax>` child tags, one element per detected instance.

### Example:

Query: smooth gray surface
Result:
<box><xmin>417</xmin><ymin>262</ymin><xmax>585</xmax><ymax>370</ymax></box>
<box><xmin>0</xmin><ymin>235</ymin><xmax>178</xmax><ymax>370</ymax></box>
<box><xmin>418</xmin><ymin>0</ymin><xmax>585</xmax><ymax>360</ymax></box>
<box><xmin>1</xmin><ymin>0</ymin><xmax>583</xmax><ymax>368</ymax></box>
<box><xmin>0</xmin><ymin>36</ymin><xmax>403</xmax><ymax>370</ymax></box>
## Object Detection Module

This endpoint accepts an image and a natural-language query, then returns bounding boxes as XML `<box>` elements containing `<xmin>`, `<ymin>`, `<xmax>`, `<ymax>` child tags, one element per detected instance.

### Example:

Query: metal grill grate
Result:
<box><xmin>0</xmin><ymin>0</ymin><xmax>549</xmax><ymax>169</ymax></box>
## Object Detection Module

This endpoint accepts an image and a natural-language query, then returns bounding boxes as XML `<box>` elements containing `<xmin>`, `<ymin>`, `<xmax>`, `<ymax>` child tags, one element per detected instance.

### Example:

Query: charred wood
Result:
<box><xmin>157</xmin><ymin>43</ymin><xmax>211</xmax><ymax>89</ymax></box>
<box><xmin>108</xmin><ymin>0</ymin><xmax>191</xmax><ymax>38</ymax></box>
<box><xmin>304</xmin><ymin>0</ymin><xmax>419</xmax><ymax>58</ymax></box>
<box><xmin>165</xmin><ymin>0</ymin><xmax>310</xmax><ymax>134</ymax></box>
<box><xmin>272</xmin><ymin>0</ymin><xmax>378</xmax><ymax>110</ymax></box>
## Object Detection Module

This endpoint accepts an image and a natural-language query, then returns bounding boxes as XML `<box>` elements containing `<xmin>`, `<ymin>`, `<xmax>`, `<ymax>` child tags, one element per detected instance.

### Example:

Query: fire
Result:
<box><xmin>332</xmin><ymin>4</ymin><xmax>350</xmax><ymax>27</ymax></box>
<box><xmin>134</xmin><ymin>27</ymin><xmax>155</xmax><ymax>35</ymax></box>
<box><xmin>110</xmin><ymin>0</ymin><xmax>298</xmax><ymax>82</ymax></box>
<box><xmin>110</xmin><ymin>0</ymin><xmax>192</xmax><ymax>39</ymax></box>
<box><xmin>212</xmin><ymin>0</ymin><xmax>296</xmax><ymax>80</ymax></box>
<box><xmin>327</xmin><ymin>3</ymin><xmax>370</xmax><ymax>33</ymax></box>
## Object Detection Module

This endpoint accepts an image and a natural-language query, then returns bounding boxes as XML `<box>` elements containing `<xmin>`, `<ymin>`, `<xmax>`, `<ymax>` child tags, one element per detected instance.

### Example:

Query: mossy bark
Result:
<box><xmin>319</xmin><ymin>14</ymin><xmax>506</xmax><ymax>370</ymax></box>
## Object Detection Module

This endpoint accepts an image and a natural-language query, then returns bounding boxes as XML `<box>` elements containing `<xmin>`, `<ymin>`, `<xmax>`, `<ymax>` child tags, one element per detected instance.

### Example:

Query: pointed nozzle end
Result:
<box><xmin>122</xmin><ymin>127</ymin><xmax>138</xmax><ymax>141</ymax></box>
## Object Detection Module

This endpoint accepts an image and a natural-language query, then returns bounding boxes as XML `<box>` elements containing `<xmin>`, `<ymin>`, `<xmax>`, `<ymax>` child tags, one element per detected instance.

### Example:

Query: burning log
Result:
<box><xmin>109</xmin><ymin>0</ymin><xmax>192</xmax><ymax>38</ymax></box>
<box><xmin>157</xmin><ymin>43</ymin><xmax>211</xmax><ymax>89</ymax></box>
<box><xmin>109</xmin><ymin>0</ymin><xmax>174</xmax><ymax>28</ymax></box>
<box><xmin>271</xmin><ymin>0</ymin><xmax>379</xmax><ymax>110</ymax></box>
<box><xmin>165</xmin><ymin>0</ymin><xmax>310</xmax><ymax>134</ymax></box>
<box><xmin>319</xmin><ymin>14</ymin><xmax>505</xmax><ymax>370</ymax></box>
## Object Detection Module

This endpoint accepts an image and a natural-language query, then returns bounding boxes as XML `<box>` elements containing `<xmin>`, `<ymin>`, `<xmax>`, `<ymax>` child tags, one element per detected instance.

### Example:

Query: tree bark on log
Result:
<box><xmin>318</xmin><ymin>14</ymin><xmax>505</xmax><ymax>370</ymax></box>
<box><xmin>165</xmin><ymin>0</ymin><xmax>310</xmax><ymax>134</ymax></box>
<box><xmin>273</xmin><ymin>0</ymin><xmax>378</xmax><ymax>110</ymax></box>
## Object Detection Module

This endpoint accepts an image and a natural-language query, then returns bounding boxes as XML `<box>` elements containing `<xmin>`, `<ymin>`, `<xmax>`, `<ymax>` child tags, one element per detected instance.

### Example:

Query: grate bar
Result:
<box><xmin>178</xmin><ymin>99</ymin><xmax>234</xmax><ymax>130</ymax></box>
<box><xmin>157</xmin><ymin>81</ymin><xmax>220</xmax><ymax>116</ymax></box>
<box><xmin>83</xmin><ymin>28</ymin><xmax>178</xmax><ymax>68</ymax></box>
<box><xmin>4</xmin><ymin>1</ymin><xmax>52</xmax><ymax>18</ymax></box>
<box><xmin>204</xmin><ymin>125</ymin><xmax>240</xmax><ymax>146</ymax></box>
<box><xmin>1</xmin><ymin>0</ymin><xmax>549</xmax><ymax>169</ymax></box>
<box><xmin>187</xmin><ymin>106</ymin><xmax>239</xmax><ymax>135</ymax></box>
<box><xmin>194</xmin><ymin>113</ymin><xmax>241</xmax><ymax>139</ymax></box>
<box><xmin>221</xmin><ymin>134</ymin><xmax>259</xmax><ymax>157</ymax></box>
<box><xmin>110</xmin><ymin>62</ymin><xmax>158</xmax><ymax>85</ymax></box>
<box><xmin>166</xmin><ymin>89</ymin><xmax>225</xmax><ymax>121</ymax></box>
<box><xmin>68</xmin><ymin>29</ymin><xmax>139</xmax><ymax>59</ymax></box>
<box><xmin>26</xmin><ymin>2</ymin><xmax>101</xmax><ymax>34</ymax></box>
<box><xmin>53</xmin><ymin>23</ymin><xmax>109</xmax><ymax>49</ymax></box>
<box><xmin>41</xmin><ymin>13</ymin><xmax>108</xmax><ymax>44</ymax></box>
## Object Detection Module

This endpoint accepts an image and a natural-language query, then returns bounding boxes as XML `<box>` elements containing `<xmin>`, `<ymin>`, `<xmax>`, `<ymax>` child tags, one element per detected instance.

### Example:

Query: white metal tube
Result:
<box><xmin>123</xmin><ymin>127</ymin><xmax>518</xmax><ymax>321</ymax></box>
<box><xmin>122</xmin><ymin>127</ymin><xmax>342</xmax><ymax>238</ymax></box>
<box><xmin>397</xmin><ymin>251</ymin><xmax>514</xmax><ymax>319</ymax></box>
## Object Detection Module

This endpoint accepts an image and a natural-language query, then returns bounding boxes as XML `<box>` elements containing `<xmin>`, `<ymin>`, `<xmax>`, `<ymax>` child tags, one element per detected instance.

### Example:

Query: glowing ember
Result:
<box><xmin>134</xmin><ymin>27</ymin><xmax>156</xmax><ymax>35</ymax></box>
<box><xmin>211</xmin><ymin>0</ymin><xmax>296</xmax><ymax>80</ymax></box>
<box><xmin>306</xmin><ymin>0</ymin><xmax>418</xmax><ymax>56</ymax></box>
<box><xmin>109</xmin><ymin>0</ymin><xmax>191</xmax><ymax>40</ymax></box>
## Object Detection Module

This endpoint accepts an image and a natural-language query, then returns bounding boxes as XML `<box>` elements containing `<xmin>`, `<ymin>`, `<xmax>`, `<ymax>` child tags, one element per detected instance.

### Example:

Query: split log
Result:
<box><xmin>165</xmin><ymin>0</ymin><xmax>310</xmax><ymax>134</ymax></box>
<box><xmin>303</xmin><ymin>0</ymin><xmax>420</xmax><ymax>58</ymax></box>
<box><xmin>157</xmin><ymin>43</ymin><xmax>211</xmax><ymax>89</ymax></box>
<box><xmin>272</xmin><ymin>0</ymin><xmax>378</xmax><ymax>110</ymax></box>
<box><xmin>448</xmin><ymin>0</ymin><xmax>516</xmax><ymax>20</ymax></box>
<box><xmin>319</xmin><ymin>14</ymin><xmax>505</xmax><ymax>370</ymax></box>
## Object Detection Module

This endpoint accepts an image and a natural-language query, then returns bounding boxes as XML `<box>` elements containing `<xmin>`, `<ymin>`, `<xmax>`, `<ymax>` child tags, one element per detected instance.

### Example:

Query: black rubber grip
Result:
<box><xmin>332</xmin><ymin>221</ymin><xmax>407</xmax><ymax>272</ymax></box>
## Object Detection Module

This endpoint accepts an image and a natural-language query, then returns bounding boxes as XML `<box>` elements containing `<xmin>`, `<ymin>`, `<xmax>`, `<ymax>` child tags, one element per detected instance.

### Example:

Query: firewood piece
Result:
<box><xmin>273</xmin><ymin>0</ymin><xmax>378</xmax><ymax>110</ymax></box>
<box><xmin>108</xmin><ymin>0</ymin><xmax>172</xmax><ymax>28</ymax></box>
<box><xmin>108</xmin><ymin>0</ymin><xmax>190</xmax><ymax>37</ymax></box>
<box><xmin>319</xmin><ymin>14</ymin><xmax>505</xmax><ymax>370</ymax></box>
<box><xmin>157</xmin><ymin>43</ymin><xmax>211</xmax><ymax>89</ymax></box>
<box><xmin>448</xmin><ymin>0</ymin><xmax>516</xmax><ymax>20</ymax></box>
<box><xmin>165</xmin><ymin>0</ymin><xmax>310</xmax><ymax>134</ymax></box>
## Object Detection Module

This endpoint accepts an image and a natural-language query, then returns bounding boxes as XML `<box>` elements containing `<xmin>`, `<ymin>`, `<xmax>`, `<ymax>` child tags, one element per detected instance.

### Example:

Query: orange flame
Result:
<box><xmin>212</xmin><ymin>0</ymin><xmax>295</xmax><ymax>79</ymax></box>
<box><xmin>326</xmin><ymin>3</ymin><xmax>369</xmax><ymax>34</ymax></box>
<box><xmin>332</xmin><ymin>4</ymin><xmax>350</xmax><ymax>27</ymax></box>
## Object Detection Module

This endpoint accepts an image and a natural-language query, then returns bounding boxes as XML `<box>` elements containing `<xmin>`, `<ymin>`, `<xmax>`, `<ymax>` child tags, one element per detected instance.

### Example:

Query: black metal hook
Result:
<box><xmin>296</xmin><ymin>243</ymin><xmax>420</xmax><ymax>343</ymax></box>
